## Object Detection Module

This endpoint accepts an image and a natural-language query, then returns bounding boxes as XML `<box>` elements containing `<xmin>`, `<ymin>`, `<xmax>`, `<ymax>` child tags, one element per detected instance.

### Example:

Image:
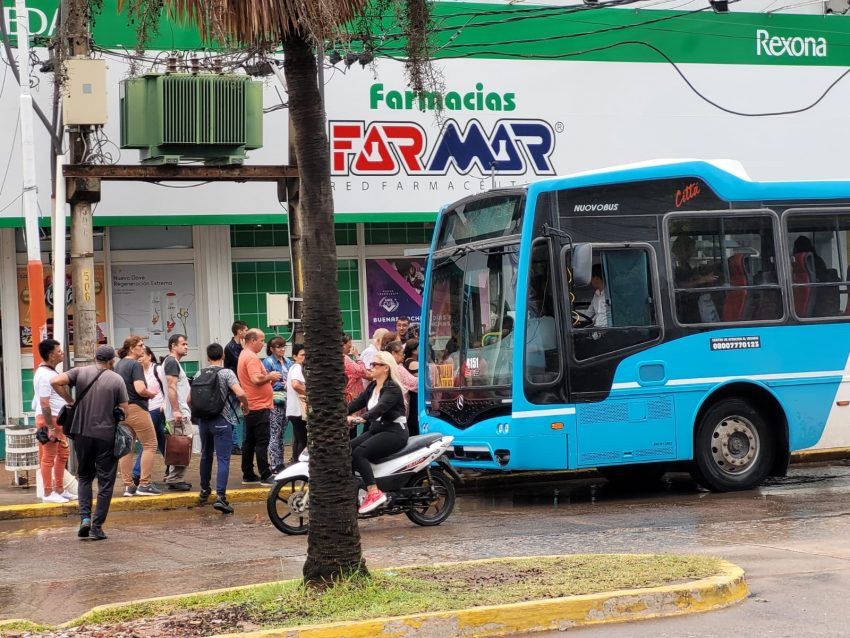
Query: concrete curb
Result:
<box><xmin>2</xmin><ymin>446</ymin><xmax>847</xmax><ymax>522</ymax></box>
<box><xmin>206</xmin><ymin>561</ymin><xmax>747</xmax><ymax>638</ymax></box>
<box><xmin>0</xmin><ymin>488</ymin><xmax>269</xmax><ymax>521</ymax></box>
<box><xmin>38</xmin><ymin>557</ymin><xmax>746</xmax><ymax>638</ymax></box>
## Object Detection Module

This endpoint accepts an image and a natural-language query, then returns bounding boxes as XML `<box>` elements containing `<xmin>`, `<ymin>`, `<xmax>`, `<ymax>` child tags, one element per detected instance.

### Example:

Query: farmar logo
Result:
<box><xmin>330</xmin><ymin>119</ymin><xmax>556</xmax><ymax>177</ymax></box>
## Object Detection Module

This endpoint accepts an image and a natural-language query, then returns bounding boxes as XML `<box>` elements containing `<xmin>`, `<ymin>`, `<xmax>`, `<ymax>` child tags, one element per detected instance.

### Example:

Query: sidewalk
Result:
<box><xmin>1</xmin><ymin>452</ymin><xmax>263</xmax><ymax>507</ymax></box>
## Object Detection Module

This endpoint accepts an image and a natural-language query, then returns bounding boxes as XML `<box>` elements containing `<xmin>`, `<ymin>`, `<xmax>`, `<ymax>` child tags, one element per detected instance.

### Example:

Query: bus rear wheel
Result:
<box><xmin>692</xmin><ymin>398</ymin><xmax>774</xmax><ymax>492</ymax></box>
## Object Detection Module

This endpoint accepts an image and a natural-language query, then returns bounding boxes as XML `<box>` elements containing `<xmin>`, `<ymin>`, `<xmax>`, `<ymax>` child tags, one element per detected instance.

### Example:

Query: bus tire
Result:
<box><xmin>692</xmin><ymin>397</ymin><xmax>774</xmax><ymax>492</ymax></box>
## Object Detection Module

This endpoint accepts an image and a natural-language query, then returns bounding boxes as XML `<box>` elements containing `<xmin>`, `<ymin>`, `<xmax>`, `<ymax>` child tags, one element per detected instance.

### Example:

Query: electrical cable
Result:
<box><xmin>412</xmin><ymin>38</ymin><xmax>850</xmax><ymax>117</ymax></box>
<box><xmin>152</xmin><ymin>181</ymin><xmax>213</xmax><ymax>188</ymax></box>
<box><xmin>0</xmin><ymin>9</ymin><xmax>61</xmax><ymax>155</ymax></box>
<box><xmin>424</xmin><ymin>5</ymin><xmax>714</xmax><ymax>53</ymax></box>
<box><xmin>0</xmin><ymin>193</ymin><xmax>23</xmax><ymax>215</ymax></box>
<box><xmin>0</xmin><ymin>112</ymin><xmax>20</xmax><ymax>198</ymax></box>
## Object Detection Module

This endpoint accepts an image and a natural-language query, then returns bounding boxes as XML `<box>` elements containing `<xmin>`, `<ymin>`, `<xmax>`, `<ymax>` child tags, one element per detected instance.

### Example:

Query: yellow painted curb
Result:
<box><xmin>0</xmin><ymin>488</ymin><xmax>269</xmax><ymax>521</ymax></box>
<box><xmin>792</xmin><ymin>447</ymin><xmax>850</xmax><ymax>463</ymax></box>
<box><xmin>52</xmin><ymin>556</ymin><xmax>745</xmax><ymax>638</ymax></box>
<box><xmin>201</xmin><ymin>560</ymin><xmax>746</xmax><ymax>638</ymax></box>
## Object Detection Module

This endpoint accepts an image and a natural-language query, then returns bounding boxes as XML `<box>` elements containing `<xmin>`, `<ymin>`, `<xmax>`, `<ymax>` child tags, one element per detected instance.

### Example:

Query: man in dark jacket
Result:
<box><xmin>52</xmin><ymin>345</ymin><xmax>129</xmax><ymax>540</ymax></box>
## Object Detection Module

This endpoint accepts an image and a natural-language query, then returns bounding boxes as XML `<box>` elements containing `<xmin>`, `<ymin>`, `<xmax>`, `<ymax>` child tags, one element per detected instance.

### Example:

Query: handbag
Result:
<box><xmin>298</xmin><ymin>395</ymin><xmax>310</xmax><ymax>422</ymax></box>
<box><xmin>164</xmin><ymin>431</ymin><xmax>193</xmax><ymax>466</ymax></box>
<box><xmin>56</xmin><ymin>369</ymin><xmax>107</xmax><ymax>436</ymax></box>
<box><xmin>114</xmin><ymin>423</ymin><xmax>134</xmax><ymax>458</ymax></box>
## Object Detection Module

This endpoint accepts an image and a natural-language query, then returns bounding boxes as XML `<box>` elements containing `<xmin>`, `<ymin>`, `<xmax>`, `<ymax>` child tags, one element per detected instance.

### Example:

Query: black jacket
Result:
<box><xmin>347</xmin><ymin>378</ymin><xmax>407</xmax><ymax>434</ymax></box>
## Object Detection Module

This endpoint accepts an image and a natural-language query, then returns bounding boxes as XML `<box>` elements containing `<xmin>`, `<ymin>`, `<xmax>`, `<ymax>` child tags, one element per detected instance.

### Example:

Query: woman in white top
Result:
<box><xmin>285</xmin><ymin>344</ymin><xmax>308</xmax><ymax>464</ymax></box>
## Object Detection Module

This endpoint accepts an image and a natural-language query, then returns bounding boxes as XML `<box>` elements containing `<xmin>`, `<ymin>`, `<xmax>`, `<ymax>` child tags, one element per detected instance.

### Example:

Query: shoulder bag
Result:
<box><xmin>114</xmin><ymin>422</ymin><xmax>134</xmax><ymax>458</ymax></box>
<box><xmin>56</xmin><ymin>369</ymin><xmax>107</xmax><ymax>437</ymax></box>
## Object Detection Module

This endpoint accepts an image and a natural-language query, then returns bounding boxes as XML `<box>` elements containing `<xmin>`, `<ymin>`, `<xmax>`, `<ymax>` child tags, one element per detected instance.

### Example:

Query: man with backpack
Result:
<box><xmin>192</xmin><ymin>343</ymin><xmax>250</xmax><ymax>513</ymax></box>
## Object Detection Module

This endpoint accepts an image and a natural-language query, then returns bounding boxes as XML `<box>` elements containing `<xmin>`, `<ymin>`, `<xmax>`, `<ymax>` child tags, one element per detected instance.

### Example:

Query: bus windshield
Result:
<box><xmin>425</xmin><ymin>244</ymin><xmax>519</xmax><ymax>389</ymax></box>
<box><xmin>434</xmin><ymin>193</ymin><xmax>524</xmax><ymax>249</ymax></box>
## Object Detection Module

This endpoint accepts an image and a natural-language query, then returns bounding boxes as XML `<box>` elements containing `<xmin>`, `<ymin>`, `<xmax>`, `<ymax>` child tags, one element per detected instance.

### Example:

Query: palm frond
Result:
<box><xmin>119</xmin><ymin>0</ymin><xmax>371</xmax><ymax>46</ymax></box>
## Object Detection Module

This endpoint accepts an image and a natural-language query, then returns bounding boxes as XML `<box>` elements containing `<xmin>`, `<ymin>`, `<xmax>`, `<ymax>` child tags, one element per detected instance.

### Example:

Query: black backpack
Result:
<box><xmin>190</xmin><ymin>367</ymin><xmax>226</xmax><ymax>420</ymax></box>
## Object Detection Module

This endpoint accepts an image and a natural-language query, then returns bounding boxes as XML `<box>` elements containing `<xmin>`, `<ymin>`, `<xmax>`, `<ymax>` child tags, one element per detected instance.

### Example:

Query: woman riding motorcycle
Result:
<box><xmin>347</xmin><ymin>351</ymin><xmax>409</xmax><ymax>514</ymax></box>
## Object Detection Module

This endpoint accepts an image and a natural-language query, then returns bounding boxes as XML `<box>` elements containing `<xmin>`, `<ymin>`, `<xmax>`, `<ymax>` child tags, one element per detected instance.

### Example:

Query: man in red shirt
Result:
<box><xmin>236</xmin><ymin>329</ymin><xmax>281</xmax><ymax>485</ymax></box>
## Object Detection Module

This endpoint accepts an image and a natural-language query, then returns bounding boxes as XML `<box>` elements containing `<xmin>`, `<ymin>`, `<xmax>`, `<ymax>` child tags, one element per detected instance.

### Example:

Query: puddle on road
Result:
<box><xmin>463</xmin><ymin>473</ymin><xmax>705</xmax><ymax>511</ymax></box>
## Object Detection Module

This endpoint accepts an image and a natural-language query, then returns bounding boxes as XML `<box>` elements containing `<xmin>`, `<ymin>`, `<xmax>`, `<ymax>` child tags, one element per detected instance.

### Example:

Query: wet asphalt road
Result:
<box><xmin>3</xmin><ymin>463</ymin><xmax>850</xmax><ymax>635</ymax></box>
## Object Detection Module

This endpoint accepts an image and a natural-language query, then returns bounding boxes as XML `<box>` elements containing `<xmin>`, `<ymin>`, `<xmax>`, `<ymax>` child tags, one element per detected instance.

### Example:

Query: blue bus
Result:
<box><xmin>418</xmin><ymin>160</ymin><xmax>850</xmax><ymax>492</ymax></box>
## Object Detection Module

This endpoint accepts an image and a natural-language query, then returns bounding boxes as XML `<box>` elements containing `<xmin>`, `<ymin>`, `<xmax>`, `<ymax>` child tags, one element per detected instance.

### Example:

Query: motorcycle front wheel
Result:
<box><xmin>405</xmin><ymin>469</ymin><xmax>456</xmax><ymax>527</ymax></box>
<box><xmin>267</xmin><ymin>475</ymin><xmax>310</xmax><ymax>535</ymax></box>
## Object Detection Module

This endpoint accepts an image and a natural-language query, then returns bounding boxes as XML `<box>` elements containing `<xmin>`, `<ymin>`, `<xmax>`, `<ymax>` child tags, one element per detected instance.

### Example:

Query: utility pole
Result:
<box><xmin>272</xmin><ymin>63</ymin><xmax>304</xmax><ymax>343</ymax></box>
<box><xmin>16</xmin><ymin>0</ymin><xmax>48</xmax><ymax>366</ymax></box>
<box><xmin>62</xmin><ymin>0</ymin><xmax>99</xmax><ymax>367</ymax></box>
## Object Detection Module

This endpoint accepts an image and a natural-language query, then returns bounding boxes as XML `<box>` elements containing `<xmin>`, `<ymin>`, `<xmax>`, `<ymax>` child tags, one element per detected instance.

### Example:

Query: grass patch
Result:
<box><xmin>11</xmin><ymin>555</ymin><xmax>726</xmax><ymax>637</ymax></box>
<box><xmin>0</xmin><ymin>620</ymin><xmax>49</xmax><ymax>633</ymax></box>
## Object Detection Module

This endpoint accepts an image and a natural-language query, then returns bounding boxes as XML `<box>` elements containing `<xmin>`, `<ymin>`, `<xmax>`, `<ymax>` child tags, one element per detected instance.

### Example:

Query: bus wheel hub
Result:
<box><xmin>711</xmin><ymin>416</ymin><xmax>758</xmax><ymax>471</ymax></box>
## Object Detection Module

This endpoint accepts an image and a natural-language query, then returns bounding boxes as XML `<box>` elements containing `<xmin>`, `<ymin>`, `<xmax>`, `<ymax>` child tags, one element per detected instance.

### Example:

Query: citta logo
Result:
<box><xmin>756</xmin><ymin>29</ymin><xmax>827</xmax><ymax>58</ymax></box>
<box><xmin>330</xmin><ymin>119</ymin><xmax>556</xmax><ymax>177</ymax></box>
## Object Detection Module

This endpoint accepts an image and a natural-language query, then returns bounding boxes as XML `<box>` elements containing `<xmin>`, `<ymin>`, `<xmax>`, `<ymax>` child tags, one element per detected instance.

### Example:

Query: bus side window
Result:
<box><xmin>570</xmin><ymin>247</ymin><xmax>659</xmax><ymax>360</ymax></box>
<box><xmin>668</xmin><ymin>214</ymin><xmax>782</xmax><ymax>324</ymax></box>
<box><xmin>787</xmin><ymin>215</ymin><xmax>850</xmax><ymax>319</ymax></box>
<box><xmin>525</xmin><ymin>241</ymin><xmax>561</xmax><ymax>384</ymax></box>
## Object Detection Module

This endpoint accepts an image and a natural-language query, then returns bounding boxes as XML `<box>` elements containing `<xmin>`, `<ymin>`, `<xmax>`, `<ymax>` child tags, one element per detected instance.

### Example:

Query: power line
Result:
<box><xmin>410</xmin><ymin>38</ymin><xmax>850</xmax><ymax>117</ymax></box>
<box><xmin>0</xmin><ymin>111</ymin><xmax>20</xmax><ymax>198</ymax></box>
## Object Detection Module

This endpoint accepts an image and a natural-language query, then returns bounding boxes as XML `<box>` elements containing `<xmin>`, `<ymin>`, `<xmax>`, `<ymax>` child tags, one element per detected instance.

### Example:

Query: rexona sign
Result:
<box><xmin>330</xmin><ymin>119</ymin><xmax>556</xmax><ymax>176</ymax></box>
<box><xmin>756</xmin><ymin>29</ymin><xmax>827</xmax><ymax>58</ymax></box>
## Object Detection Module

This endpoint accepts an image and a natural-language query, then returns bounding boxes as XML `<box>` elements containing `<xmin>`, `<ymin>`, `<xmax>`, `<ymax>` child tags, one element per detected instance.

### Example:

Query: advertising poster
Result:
<box><xmin>111</xmin><ymin>264</ymin><xmax>197</xmax><ymax>350</ymax></box>
<box><xmin>365</xmin><ymin>259</ymin><xmax>425</xmax><ymax>336</ymax></box>
<box><xmin>16</xmin><ymin>265</ymin><xmax>108</xmax><ymax>353</ymax></box>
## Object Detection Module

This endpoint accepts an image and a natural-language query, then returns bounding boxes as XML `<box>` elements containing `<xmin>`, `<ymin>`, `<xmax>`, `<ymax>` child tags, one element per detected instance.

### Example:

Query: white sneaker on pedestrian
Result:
<box><xmin>59</xmin><ymin>490</ymin><xmax>78</xmax><ymax>501</ymax></box>
<box><xmin>42</xmin><ymin>492</ymin><xmax>69</xmax><ymax>504</ymax></box>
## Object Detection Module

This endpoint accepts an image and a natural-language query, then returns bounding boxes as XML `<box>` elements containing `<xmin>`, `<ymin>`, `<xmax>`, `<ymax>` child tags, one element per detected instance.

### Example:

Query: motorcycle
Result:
<box><xmin>267</xmin><ymin>433</ymin><xmax>460</xmax><ymax>535</ymax></box>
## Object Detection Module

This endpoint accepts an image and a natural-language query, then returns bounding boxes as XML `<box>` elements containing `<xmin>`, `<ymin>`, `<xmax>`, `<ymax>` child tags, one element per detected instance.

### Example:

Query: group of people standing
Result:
<box><xmin>30</xmin><ymin>315</ymin><xmax>423</xmax><ymax>537</ymax></box>
<box><xmin>33</xmin><ymin>333</ymin><xmax>196</xmax><ymax>539</ymax></box>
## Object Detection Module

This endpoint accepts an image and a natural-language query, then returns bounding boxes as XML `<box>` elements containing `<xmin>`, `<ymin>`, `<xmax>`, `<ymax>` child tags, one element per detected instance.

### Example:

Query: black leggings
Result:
<box><xmin>351</xmin><ymin>429</ymin><xmax>408</xmax><ymax>486</ymax></box>
<box><xmin>288</xmin><ymin>416</ymin><xmax>307</xmax><ymax>464</ymax></box>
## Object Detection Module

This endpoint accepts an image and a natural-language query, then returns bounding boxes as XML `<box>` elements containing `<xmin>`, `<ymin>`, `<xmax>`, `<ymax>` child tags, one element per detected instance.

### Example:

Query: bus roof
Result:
<box><xmin>527</xmin><ymin>159</ymin><xmax>850</xmax><ymax>203</ymax></box>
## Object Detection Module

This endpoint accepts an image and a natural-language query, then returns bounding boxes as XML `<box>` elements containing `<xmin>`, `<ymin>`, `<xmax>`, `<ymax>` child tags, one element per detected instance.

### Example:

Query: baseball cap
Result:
<box><xmin>95</xmin><ymin>345</ymin><xmax>116</xmax><ymax>362</ymax></box>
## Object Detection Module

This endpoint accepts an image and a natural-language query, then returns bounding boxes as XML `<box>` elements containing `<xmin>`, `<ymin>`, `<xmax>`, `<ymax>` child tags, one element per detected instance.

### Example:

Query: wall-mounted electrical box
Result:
<box><xmin>62</xmin><ymin>59</ymin><xmax>108</xmax><ymax>126</ymax></box>
<box><xmin>266</xmin><ymin>293</ymin><xmax>290</xmax><ymax>327</ymax></box>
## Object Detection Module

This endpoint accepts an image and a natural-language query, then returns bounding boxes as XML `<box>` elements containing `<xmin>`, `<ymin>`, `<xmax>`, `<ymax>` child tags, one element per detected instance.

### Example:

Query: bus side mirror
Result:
<box><xmin>572</xmin><ymin>243</ymin><xmax>593</xmax><ymax>287</ymax></box>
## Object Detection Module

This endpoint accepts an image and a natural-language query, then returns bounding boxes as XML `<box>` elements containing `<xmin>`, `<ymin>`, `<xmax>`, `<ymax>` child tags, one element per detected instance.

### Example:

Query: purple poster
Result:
<box><xmin>365</xmin><ymin>259</ymin><xmax>425</xmax><ymax>336</ymax></box>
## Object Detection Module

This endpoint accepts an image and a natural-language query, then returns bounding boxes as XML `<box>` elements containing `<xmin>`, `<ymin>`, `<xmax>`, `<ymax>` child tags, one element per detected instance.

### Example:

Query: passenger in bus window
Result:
<box><xmin>672</xmin><ymin>235</ymin><xmax>719</xmax><ymax>289</ymax></box>
<box><xmin>672</xmin><ymin>234</ymin><xmax>720</xmax><ymax>324</ymax></box>
<box><xmin>792</xmin><ymin>235</ymin><xmax>839</xmax><ymax>316</ymax></box>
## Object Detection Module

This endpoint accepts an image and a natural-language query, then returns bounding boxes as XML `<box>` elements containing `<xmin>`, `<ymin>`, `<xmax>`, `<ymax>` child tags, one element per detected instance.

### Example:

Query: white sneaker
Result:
<box><xmin>42</xmin><ymin>492</ymin><xmax>69</xmax><ymax>504</ymax></box>
<box><xmin>60</xmin><ymin>490</ymin><xmax>78</xmax><ymax>501</ymax></box>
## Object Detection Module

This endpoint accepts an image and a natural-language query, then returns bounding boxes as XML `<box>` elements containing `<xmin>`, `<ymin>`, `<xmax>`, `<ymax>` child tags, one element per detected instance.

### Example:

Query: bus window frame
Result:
<box><xmin>783</xmin><ymin>206</ymin><xmax>850</xmax><ymax>323</ymax></box>
<box><xmin>524</xmin><ymin>236</ymin><xmax>566</xmax><ymax>389</ymax></box>
<box><xmin>663</xmin><ymin>208</ymin><xmax>787</xmax><ymax>329</ymax></box>
<box><xmin>562</xmin><ymin>241</ymin><xmax>665</xmax><ymax>363</ymax></box>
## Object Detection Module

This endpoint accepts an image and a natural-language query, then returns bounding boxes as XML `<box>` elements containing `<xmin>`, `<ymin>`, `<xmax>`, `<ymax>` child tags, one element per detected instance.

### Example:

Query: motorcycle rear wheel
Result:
<box><xmin>405</xmin><ymin>469</ymin><xmax>456</xmax><ymax>527</ymax></box>
<box><xmin>267</xmin><ymin>476</ymin><xmax>310</xmax><ymax>535</ymax></box>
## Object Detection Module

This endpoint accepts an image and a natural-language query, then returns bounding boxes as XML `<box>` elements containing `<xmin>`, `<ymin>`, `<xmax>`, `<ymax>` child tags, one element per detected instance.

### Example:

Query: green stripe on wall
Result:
<box><xmin>374</xmin><ymin>6</ymin><xmax>850</xmax><ymax>66</ymax></box>
<box><xmin>0</xmin><ymin>212</ymin><xmax>437</xmax><ymax>228</ymax></box>
<box><xmin>6</xmin><ymin>1</ymin><xmax>850</xmax><ymax>66</ymax></box>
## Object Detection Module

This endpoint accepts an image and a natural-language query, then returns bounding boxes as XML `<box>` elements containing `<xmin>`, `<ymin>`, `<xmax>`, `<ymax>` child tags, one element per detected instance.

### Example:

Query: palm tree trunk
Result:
<box><xmin>284</xmin><ymin>33</ymin><xmax>367</xmax><ymax>584</ymax></box>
